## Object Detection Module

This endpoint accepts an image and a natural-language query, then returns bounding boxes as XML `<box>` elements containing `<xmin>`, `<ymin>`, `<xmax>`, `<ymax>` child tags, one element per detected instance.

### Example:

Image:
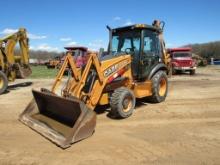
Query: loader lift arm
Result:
<box><xmin>69</xmin><ymin>52</ymin><xmax>104</xmax><ymax>99</ymax></box>
<box><xmin>51</xmin><ymin>52</ymin><xmax>130</xmax><ymax>110</ymax></box>
<box><xmin>51</xmin><ymin>52</ymin><xmax>80</xmax><ymax>93</ymax></box>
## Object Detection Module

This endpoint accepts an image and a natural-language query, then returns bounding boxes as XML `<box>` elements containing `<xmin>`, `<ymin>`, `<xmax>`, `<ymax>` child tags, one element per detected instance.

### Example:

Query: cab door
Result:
<box><xmin>139</xmin><ymin>29</ymin><xmax>161</xmax><ymax>79</ymax></box>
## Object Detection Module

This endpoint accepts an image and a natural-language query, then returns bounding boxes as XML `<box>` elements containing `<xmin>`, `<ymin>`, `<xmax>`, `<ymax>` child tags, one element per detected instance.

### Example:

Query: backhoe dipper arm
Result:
<box><xmin>18</xmin><ymin>28</ymin><xmax>29</xmax><ymax>65</ymax></box>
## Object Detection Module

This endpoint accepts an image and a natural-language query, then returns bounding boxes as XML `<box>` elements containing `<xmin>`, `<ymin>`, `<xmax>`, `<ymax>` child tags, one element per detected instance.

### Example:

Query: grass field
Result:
<box><xmin>30</xmin><ymin>65</ymin><xmax>58</xmax><ymax>78</ymax></box>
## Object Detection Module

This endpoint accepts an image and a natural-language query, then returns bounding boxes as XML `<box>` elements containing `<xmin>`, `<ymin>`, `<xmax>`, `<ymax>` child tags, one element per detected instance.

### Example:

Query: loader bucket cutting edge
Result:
<box><xmin>19</xmin><ymin>90</ymin><xmax>96</xmax><ymax>149</ymax></box>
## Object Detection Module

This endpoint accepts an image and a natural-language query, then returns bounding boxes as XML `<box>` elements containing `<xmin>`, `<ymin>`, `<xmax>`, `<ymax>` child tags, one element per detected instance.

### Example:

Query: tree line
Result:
<box><xmin>14</xmin><ymin>49</ymin><xmax>64</xmax><ymax>60</ymax></box>
<box><xmin>187</xmin><ymin>41</ymin><xmax>220</xmax><ymax>60</ymax></box>
<box><xmin>15</xmin><ymin>40</ymin><xmax>220</xmax><ymax>61</ymax></box>
<box><xmin>29</xmin><ymin>50</ymin><xmax>64</xmax><ymax>60</ymax></box>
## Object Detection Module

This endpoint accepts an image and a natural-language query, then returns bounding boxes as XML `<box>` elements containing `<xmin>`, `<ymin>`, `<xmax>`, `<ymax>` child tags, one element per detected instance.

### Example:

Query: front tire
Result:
<box><xmin>110</xmin><ymin>87</ymin><xmax>136</xmax><ymax>119</ymax></box>
<box><xmin>149</xmin><ymin>71</ymin><xmax>168</xmax><ymax>103</ymax></box>
<box><xmin>0</xmin><ymin>71</ymin><xmax>8</xmax><ymax>94</ymax></box>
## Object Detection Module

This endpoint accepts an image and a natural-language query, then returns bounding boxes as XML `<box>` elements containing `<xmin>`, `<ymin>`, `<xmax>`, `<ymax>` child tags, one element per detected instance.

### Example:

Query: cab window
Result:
<box><xmin>143</xmin><ymin>30</ymin><xmax>160</xmax><ymax>56</ymax></box>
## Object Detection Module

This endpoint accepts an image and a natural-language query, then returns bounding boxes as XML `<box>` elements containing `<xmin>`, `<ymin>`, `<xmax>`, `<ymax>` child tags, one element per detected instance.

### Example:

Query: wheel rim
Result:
<box><xmin>122</xmin><ymin>96</ymin><xmax>132</xmax><ymax>112</ymax></box>
<box><xmin>159</xmin><ymin>77</ymin><xmax>167</xmax><ymax>96</ymax></box>
<box><xmin>0</xmin><ymin>77</ymin><xmax>3</xmax><ymax>89</ymax></box>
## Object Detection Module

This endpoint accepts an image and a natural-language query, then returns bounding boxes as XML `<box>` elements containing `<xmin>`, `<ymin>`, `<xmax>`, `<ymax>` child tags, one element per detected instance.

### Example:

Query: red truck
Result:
<box><xmin>64</xmin><ymin>46</ymin><xmax>88</xmax><ymax>68</ymax></box>
<box><xmin>59</xmin><ymin>46</ymin><xmax>90</xmax><ymax>75</ymax></box>
<box><xmin>168</xmin><ymin>48</ymin><xmax>196</xmax><ymax>75</ymax></box>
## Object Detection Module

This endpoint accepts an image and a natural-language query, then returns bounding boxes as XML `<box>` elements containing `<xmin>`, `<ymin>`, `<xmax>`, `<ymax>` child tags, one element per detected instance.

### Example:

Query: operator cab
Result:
<box><xmin>64</xmin><ymin>46</ymin><xmax>88</xmax><ymax>68</ymax></box>
<box><xmin>106</xmin><ymin>23</ymin><xmax>164</xmax><ymax>80</ymax></box>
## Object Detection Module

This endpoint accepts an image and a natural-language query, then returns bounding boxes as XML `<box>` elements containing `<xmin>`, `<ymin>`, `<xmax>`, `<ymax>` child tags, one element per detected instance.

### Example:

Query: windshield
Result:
<box><xmin>69</xmin><ymin>49</ymin><xmax>86</xmax><ymax>59</ymax></box>
<box><xmin>110</xmin><ymin>30</ymin><xmax>141</xmax><ymax>56</ymax></box>
<box><xmin>173</xmin><ymin>52</ymin><xmax>191</xmax><ymax>58</ymax></box>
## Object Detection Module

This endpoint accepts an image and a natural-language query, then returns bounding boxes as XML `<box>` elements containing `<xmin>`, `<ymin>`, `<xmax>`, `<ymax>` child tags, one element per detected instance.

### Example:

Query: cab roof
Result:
<box><xmin>112</xmin><ymin>24</ymin><xmax>162</xmax><ymax>33</ymax></box>
<box><xmin>64</xmin><ymin>46</ymin><xmax>88</xmax><ymax>51</ymax></box>
<box><xmin>167</xmin><ymin>47</ymin><xmax>192</xmax><ymax>53</ymax></box>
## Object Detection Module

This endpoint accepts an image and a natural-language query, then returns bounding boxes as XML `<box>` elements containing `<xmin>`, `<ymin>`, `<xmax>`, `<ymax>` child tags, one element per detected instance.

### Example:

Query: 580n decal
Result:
<box><xmin>103</xmin><ymin>60</ymin><xmax>129</xmax><ymax>77</ymax></box>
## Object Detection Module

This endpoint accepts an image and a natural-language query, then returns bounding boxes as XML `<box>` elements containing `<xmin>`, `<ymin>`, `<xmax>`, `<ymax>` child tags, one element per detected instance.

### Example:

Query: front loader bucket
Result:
<box><xmin>19</xmin><ymin>90</ymin><xmax>96</xmax><ymax>149</ymax></box>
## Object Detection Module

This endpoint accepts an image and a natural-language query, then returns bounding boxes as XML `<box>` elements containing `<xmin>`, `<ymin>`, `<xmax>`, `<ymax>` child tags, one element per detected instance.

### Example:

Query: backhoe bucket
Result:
<box><xmin>16</xmin><ymin>64</ymin><xmax>32</xmax><ymax>79</ymax></box>
<box><xmin>19</xmin><ymin>90</ymin><xmax>96</xmax><ymax>149</ymax></box>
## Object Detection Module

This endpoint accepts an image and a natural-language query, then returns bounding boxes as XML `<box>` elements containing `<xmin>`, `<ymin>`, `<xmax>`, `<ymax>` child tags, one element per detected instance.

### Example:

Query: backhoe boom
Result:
<box><xmin>0</xmin><ymin>28</ymin><xmax>31</xmax><ymax>94</ymax></box>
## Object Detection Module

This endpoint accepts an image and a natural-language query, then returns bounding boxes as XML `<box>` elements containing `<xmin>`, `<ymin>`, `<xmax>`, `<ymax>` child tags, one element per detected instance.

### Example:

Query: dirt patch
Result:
<box><xmin>0</xmin><ymin>66</ymin><xmax>220</xmax><ymax>165</ymax></box>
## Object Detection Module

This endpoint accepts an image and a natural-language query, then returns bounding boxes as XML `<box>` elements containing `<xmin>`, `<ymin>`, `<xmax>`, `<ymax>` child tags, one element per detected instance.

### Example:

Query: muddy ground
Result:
<box><xmin>0</xmin><ymin>66</ymin><xmax>220</xmax><ymax>165</ymax></box>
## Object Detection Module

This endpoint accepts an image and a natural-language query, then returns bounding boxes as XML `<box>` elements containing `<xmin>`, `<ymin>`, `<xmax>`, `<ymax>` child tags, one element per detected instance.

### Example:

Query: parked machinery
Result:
<box><xmin>168</xmin><ymin>48</ymin><xmax>196</xmax><ymax>75</ymax></box>
<box><xmin>19</xmin><ymin>20</ymin><xmax>169</xmax><ymax>148</ymax></box>
<box><xmin>0</xmin><ymin>28</ymin><xmax>31</xmax><ymax>94</ymax></box>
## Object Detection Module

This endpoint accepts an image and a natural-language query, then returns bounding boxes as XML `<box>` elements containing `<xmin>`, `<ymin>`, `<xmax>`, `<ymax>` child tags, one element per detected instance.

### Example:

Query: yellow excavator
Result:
<box><xmin>0</xmin><ymin>28</ymin><xmax>31</xmax><ymax>94</ymax></box>
<box><xmin>19</xmin><ymin>20</ymin><xmax>170</xmax><ymax>148</ymax></box>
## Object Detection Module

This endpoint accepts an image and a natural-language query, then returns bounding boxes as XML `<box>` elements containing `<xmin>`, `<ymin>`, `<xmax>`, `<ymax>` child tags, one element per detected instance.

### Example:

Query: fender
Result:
<box><xmin>147</xmin><ymin>63</ymin><xmax>167</xmax><ymax>80</ymax></box>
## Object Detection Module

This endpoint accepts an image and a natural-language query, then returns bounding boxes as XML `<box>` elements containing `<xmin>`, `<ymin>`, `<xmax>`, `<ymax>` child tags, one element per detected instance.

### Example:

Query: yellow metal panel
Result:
<box><xmin>98</xmin><ymin>93</ymin><xmax>109</xmax><ymax>105</ymax></box>
<box><xmin>133</xmin><ymin>80</ymin><xmax>152</xmax><ymax>98</ymax></box>
<box><xmin>0</xmin><ymin>51</ymin><xmax>4</xmax><ymax>69</ymax></box>
<box><xmin>5</xmin><ymin>39</ymin><xmax>16</xmax><ymax>64</ymax></box>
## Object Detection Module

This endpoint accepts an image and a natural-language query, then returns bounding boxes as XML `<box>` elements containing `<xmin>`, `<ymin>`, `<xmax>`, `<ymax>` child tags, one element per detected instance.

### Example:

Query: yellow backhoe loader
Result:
<box><xmin>0</xmin><ymin>28</ymin><xmax>31</xmax><ymax>94</ymax></box>
<box><xmin>19</xmin><ymin>20</ymin><xmax>170</xmax><ymax>148</ymax></box>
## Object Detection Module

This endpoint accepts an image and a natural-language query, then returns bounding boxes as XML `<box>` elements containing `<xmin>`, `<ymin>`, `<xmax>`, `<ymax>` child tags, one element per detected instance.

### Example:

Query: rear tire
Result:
<box><xmin>0</xmin><ymin>71</ymin><xmax>8</xmax><ymax>94</ymax></box>
<box><xmin>149</xmin><ymin>71</ymin><xmax>168</xmax><ymax>103</ymax></box>
<box><xmin>110</xmin><ymin>87</ymin><xmax>136</xmax><ymax>119</ymax></box>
